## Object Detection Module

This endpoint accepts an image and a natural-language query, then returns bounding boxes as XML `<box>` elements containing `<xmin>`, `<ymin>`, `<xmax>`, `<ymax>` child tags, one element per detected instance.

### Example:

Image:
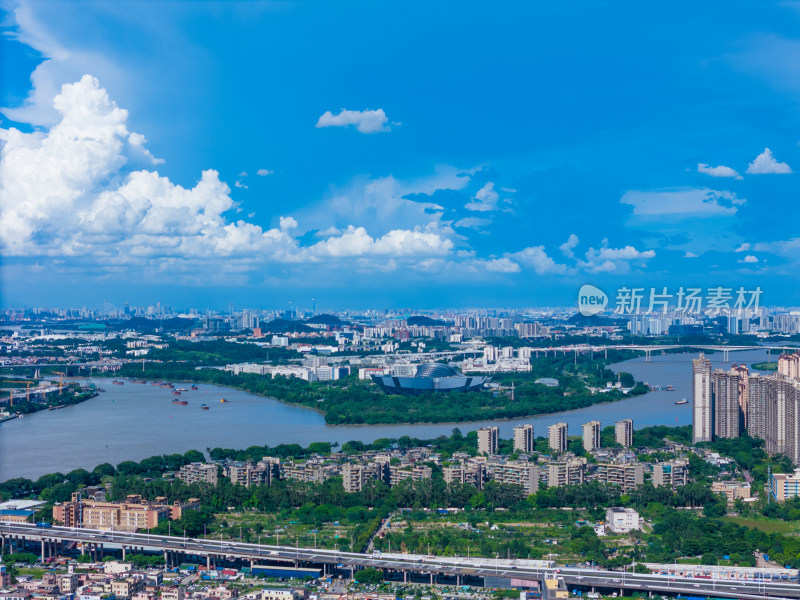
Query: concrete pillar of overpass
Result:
<box><xmin>41</xmin><ymin>539</ymin><xmax>46</xmax><ymax>563</ymax></box>
<box><xmin>207</xmin><ymin>555</ymin><xmax>211</xmax><ymax>571</ymax></box>
<box><xmin>350</xmin><ymin>566</ymin><xmax>354</xmax><ymax>580</ymax></box>
<box><xmin>164</xmin><ymin>550</ymin><xmax>169</xmax><ymax>568</ymax></box>
<box><xmin>122</xmin><ymin>546</ymin><xmax>126</xmax><ymax>561</ymax></box>
<box><xmin>0</xmin><ymin>534</ymin><xmax>4</xmax><ymax>555</ymax></box>
<box><xmin>99</xmin><ymin>543</ymin><xmax>104</xmax><ymax>559</ymax></box>
<box><xmin>456</xmin><ymin>575</ymin><xmax>460</xmax><ymax>586</ymax></box>
<box><xmin>403</xmin><ymin>571</ymin><xmax>407</xmax><ymax>583</ymax></box>
<box><xmin>430</xmin><ymin>573</ymin><xmax>434</xmax><ymax>585</ymax></box>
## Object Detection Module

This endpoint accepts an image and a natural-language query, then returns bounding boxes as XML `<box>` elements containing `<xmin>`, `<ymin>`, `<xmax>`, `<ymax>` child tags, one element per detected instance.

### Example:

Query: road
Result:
<box><xmin>2</xmin><ymin>522</ymin><xmax>799</xmax><ymax>599</ymax></box>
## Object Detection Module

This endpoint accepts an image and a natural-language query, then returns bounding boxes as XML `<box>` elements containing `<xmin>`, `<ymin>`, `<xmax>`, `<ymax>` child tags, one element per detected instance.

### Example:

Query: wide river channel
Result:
<box><xmin>0</xmin><ymin>348</ymin><xmax>780</xmax><ymax>481</ymax></box>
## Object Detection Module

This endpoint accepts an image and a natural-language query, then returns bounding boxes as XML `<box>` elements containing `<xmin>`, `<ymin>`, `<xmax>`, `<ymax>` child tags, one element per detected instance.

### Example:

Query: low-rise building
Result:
<box><xmin>593</xmin><ymin>462</ymin><xmax>644</xmax><ymax>492</ymax></box>
<box><xmin>605</xmin><ymin>507</ymin><xmax>640</xmax><ymax>533</ymax></box>
<box><xmin>653</xmin><ymin>459</ymin><xmax>689</xmax><ymax>490</ymax></box>
<box><xmin>711</xmin><ymin>480</ymin><xmax>752</xmax><ymax>504</ymax></box>
<box><xmin>771</xmin><ymin>469</ymin><xmax>800</xmax><ymax>502</ymax></box>
<box><xmin>490</xmin><ymin>461</ymin><xmax>539</xmax><ymax>495</ymax></box>
<box><xmin>547</xmin><ymin>457</ymin><xmax>586</xmax><ymax>488</ymax></box>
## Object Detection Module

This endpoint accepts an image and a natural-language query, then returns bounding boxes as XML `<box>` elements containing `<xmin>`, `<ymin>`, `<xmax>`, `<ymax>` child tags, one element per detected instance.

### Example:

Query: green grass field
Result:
<box><xmin>751</xmin><ymin>362</ymin><xmax>778</xmax><ymax>371</ymax></box>
<box><xmin>721</xmin><ymin>516</ymin><xmax>799</xmax><ymax>533</ymax></box>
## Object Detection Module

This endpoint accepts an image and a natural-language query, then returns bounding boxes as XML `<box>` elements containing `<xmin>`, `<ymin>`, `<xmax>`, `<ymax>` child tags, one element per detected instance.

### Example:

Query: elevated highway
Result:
<box><xmin>2</xmin><ymin>522</ymin><xmax>799</xmax><ymax>599</ymax></box>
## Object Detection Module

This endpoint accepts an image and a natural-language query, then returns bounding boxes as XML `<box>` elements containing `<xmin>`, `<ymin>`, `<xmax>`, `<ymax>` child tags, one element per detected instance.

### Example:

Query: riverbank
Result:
<box><xmin>101</xmin><ymin>351</ymin><xmax>646</xmax><ymax>425</ymax></box>
<box><xmin>1</xmin><ymin>388</ymin><xmax>99</xmax><ymax>419</ymax></box>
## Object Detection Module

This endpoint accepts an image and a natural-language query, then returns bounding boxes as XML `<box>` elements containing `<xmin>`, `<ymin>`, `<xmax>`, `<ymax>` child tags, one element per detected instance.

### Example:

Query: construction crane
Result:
<box><xmin>53</xmin><ymin>371</ymin><xmax>66</xmax><ymax>393</ymax></box>
<box><xmin>2</xmin><ymin>380</ymin><xmax>33</xmax><ymax>406</ymax></box>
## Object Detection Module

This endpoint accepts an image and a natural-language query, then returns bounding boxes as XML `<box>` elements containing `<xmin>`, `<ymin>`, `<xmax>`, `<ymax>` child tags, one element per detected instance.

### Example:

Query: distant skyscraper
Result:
<box><xmin>693</xmin><ymin>354</ymin><xmax>713</xmax><ymax>443</ymax></box>
<box><xmin>615</xmin><ymin>419</ymin><xmax>633</xmax><ymax>448</ymax></box>
<box><xmin>477</xmin><ymin>426</ymin><xmax>499</xmax><ymax>455</ymax></box>
<box><xmin>582</xmin><ymin>420</ymin><xmax>601</xmax><ymax>452</ymax></box>
<box><xmin>548</xmin><ymin>422</ymin><xmax>568</xmax><ymax>453</ymax></box>
<box><xmin>513</xmin><ymin>424</ymin><xmax>534</xmax><ymax>453</ymax></box>
<box><xmin>712</xmin><ymin>370</ymin><xmax>740</xmax><ymax>439</ymax></box>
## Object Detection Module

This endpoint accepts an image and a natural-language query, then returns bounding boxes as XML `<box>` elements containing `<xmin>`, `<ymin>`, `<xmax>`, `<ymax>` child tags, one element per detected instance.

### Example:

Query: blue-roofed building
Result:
<box><xmin>371</xmin><ymin>363</ymin><xmax>488</xmax><ymax>396</ymax></box>
<box><xmin>0</xmin><ymin>508</ymin><xmax>35</xmax><ymax>522</ymax></box>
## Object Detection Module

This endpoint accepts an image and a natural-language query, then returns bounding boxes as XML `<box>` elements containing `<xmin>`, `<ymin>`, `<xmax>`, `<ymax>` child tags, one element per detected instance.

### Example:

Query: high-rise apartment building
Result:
<box><xmin>692</xmin><ymin>354</ymin><xmax>713</xmax><ymax>443</ymax></box>
<box><xmin>615</xmin><ymin>419</ymin><xmax>633</xmax><ymax>447</ymax></box>
<box><xmin>748</xmin><ymin>374</ymin><xmax>769</xmax><ymax>440</ymax></box>
<box><xmin>477</xmin><ymin>426</ymin><xmax>499</xmax><ymax>455</ymax></box>
<box><xmin>548</xmin><ymin>422</ymin><xmax>568</xmax><ymax>453</ymax></box>
<box><xmin>513</xmin><ymin>424</ymin><xmax>535</xmax><ymax>453</ymax></box>
<box><xmin>582</xmin><ymin>420</ymin><xmax>601</xmax><ymax>452</ymax></box>
<box><xmin>731</xmin><ymin>364</ymin><xmax>749</xmax><ymax>429</ymax></box>
<box><xmin>712</xmin><ymin>370</ymin><xmax>740</xmax><ymax>439</ymax></box>
<box><xmin>778</xmin><ymin>353</ymin><xmax>800</xmax><ymax>380</ymax></box>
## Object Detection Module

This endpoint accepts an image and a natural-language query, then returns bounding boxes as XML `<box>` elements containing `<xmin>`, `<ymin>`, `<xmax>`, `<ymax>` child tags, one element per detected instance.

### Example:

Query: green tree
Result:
<box><xmin>354</xmin><ymin>568</ymin><xmax>384</xmax><ymax>584</ymax></box>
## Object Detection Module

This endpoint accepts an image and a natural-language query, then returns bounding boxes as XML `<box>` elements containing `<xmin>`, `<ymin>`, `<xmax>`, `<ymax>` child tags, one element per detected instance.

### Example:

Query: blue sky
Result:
<box><xmin>1</xmin><ymin>1</ymin><xmax>800</xmax><ymax>311</ymax></box>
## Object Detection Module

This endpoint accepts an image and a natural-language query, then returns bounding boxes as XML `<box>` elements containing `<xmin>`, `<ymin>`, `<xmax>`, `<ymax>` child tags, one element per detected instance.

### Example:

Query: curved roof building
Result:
<box><xmin>371</xmin><ymin>362</ymin><xmax>488</xmax><ymax>396</ymax></box>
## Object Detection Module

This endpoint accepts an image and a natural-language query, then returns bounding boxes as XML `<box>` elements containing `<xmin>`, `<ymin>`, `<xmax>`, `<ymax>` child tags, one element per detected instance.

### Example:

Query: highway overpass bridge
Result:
<box><xmin>2</xmin><ymin>523</ymin><xmax>799</xmax><ymax>599</ymax></box>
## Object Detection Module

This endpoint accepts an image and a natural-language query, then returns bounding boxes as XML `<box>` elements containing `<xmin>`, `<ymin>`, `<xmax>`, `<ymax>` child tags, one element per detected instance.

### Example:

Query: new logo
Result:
<box><xmin>577</xmin><ymin>284</ymin><xmax>608</xmax><ymax>316</ymax></box>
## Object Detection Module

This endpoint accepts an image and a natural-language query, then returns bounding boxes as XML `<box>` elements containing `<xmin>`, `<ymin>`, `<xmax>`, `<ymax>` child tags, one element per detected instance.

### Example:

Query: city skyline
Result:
<box><xmin>3</xmin><ymin>1</ymin><xmax>800</xmax><ymax>309</ymax></box>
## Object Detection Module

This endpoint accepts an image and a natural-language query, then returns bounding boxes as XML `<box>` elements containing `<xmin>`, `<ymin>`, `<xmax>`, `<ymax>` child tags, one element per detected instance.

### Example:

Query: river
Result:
<box><xmin>0</xmin><ymin>348</ymin><xmax>778</xmax><ymax>481</ymax></box>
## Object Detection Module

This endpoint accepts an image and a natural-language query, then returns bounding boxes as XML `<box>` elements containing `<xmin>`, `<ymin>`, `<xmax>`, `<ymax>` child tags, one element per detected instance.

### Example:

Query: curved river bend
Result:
<box><xmin>0</xmin><ymin>348</ymin><xmax>775</xmax><ymax>481</ymax></box>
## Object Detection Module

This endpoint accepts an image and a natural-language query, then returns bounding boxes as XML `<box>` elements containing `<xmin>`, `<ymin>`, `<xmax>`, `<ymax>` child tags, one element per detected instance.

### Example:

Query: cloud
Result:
<box><xmin>465</xmin><ymin>182</ymin><xmax>500</xmax><ymax>212</ymax></box>
<box><xmin>579</xmin><ymin>245</ymin><xmax>656</xmax><ymax>274</ymax></box>
<box><xmin>735</xmin><ymin>243</ymin><xmax>750</xmax><ymax>252</ymax></box>
<box><xmin>279</xmin><ymin>216</ymin><xmax>298</xmax><ymax>231</ymax></box>
<box><xmin>559</xmin><ymin>234</ymin><xmax>580</xmax><ymax>258</ymax></box>
<box><xmin>508</xmin><ymin>246</ymin><xmax>569</xmax><ymax>275</ymax></box>
<box><xmin>315</xmin><ymin>108</ymin><xmax>390</xmax><ymax>134</ymax></box>
<box><xmin>684</xmin><ymin>251</ymin><xmax>698</xmax><ymax>258</ymax></box>
<box><xmin>0</xmin><ymin>75</ymin><xmax>457</xmax><ymax>275</ymax></box>
<box><xmin>308</xmin><ymin>225</ymin><xmax>453</xmax><ymax>259</ymax></box>
<box><xmin>753</xmin><ymin>238</ymin><xmax>800</xmax><ymax>257</ymax></box>
<box><xmin>482</xmin><ymin>258</ymin><xmax>521</xmax><ymax>273</ymax></box>
<box><xmin>739</xmin><ymin>255</ymin><xmax>759</xmax><ymax>263</ymax></box>
<box><xmin>697</xmin><ymin>163</ymin><xmax>742</xmax><ymax>180</ymax></box>
<box><xmin>256</xmin><ymin>168</ymin><xmax>274</xmax><ymax>176</ymax></box>
<box><xmin>294</xmin><ymin>166</ymin><xmax>472</xmax><ymax>235</ymax></box>
<box><xmin>454</xmin><ymin>216</ymin><xmax>492</xmax><ymax>229</ymax></box>
<box><xmin>746</xmin><ymin>148</ymin><xmax>792</xmax><ymax>174</ymax></box>
<box><xmin>621</xmin><ymin>188</ymin><xmax>745</xmax><ymax>217</ymax></box>
<box><xmin>234</xmin><ymin>181</ymin><xmax>248</xmax><ymax>189</ymax></box>
<box><xmin>1</xmin><ymin>2</ymin><xmax>121</xmax><ymax>126</ymax></box>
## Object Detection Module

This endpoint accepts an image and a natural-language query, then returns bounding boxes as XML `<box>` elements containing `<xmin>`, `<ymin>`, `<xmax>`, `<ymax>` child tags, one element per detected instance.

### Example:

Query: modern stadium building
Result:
<box><xmin>371</xmin><ymin>363</ymin><xmax>489</xmax><ymax>396</ymax></box>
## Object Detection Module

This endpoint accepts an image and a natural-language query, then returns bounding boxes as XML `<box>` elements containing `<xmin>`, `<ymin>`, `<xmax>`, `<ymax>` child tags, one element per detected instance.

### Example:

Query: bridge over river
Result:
<box><xmin>2</xmin><ymin>522</ymin><xmax>799</xmax><ymax>599</ymax></box>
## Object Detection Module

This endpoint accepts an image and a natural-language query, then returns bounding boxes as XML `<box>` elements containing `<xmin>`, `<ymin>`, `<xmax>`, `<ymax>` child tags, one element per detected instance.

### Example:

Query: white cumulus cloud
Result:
<box><xmin>465</xmin><ymin>182</ymin><xmax>500</xmax><ymax>212</ymax></box>
<box><xmin>508</xmin><ymin>246</ymin><xmax>569</xmax><ymax>275</ymax></box>
<box><xmin>559</xmin><ymin>234</ymin><xmax>580</xmax><ymax>258</ymax></box>
<box><xmin>315</xmin><ymin>108</ymin><xmax>390</xmax><ymax>134</ymax></box>
<box><xmin>0</xmin><ymin>75</ymin><xmax>457</xmax><ymax>277</ymax></box>
<box><xmin>482</xmin><ymin>258</ymin><xmax>521</xmax><ymax>273</ymax></box>
<box><xmin>308</xmin><ymin>225</ymin><xmax>453</xmax><ymax>259</ymax></box>
<box><xmin>256</xmin><ymin>168</ymin><xmax>274</xmax><ymax>176</ymax></box>
<box><xmin>579</xmin><ymin>245</ymin><xmax>656</xmax><ymax>274</ymax></box>
<box><xmin>747</xmin><ymin>148</ymin><xmax>792</xmax><ymax>174</ymax></box>
<box><xmin>697</xmin><ymin>163</ymin><xmax>742</xmax><ymax>179</ymax></box>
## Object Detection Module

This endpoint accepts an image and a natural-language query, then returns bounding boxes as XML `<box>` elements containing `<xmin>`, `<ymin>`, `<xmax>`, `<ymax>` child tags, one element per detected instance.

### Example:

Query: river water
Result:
<box><xmin>0</xmin><ymin>348</ymin><xmax>778</xmax><ymax>481</ymax></box>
